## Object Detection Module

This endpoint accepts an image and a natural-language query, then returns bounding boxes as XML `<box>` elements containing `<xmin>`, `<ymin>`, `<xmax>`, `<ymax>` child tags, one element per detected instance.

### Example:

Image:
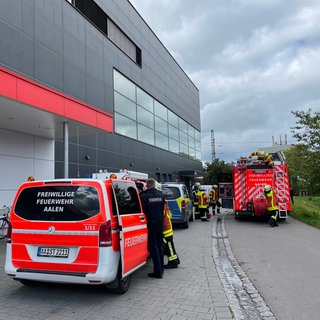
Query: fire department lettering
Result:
<box><xmin>125</xmin><ymin>234</ymin><xmax>147</xmax><ymax>247</ymax></box>
<box><xmin>36</xmin><ymin>191</ymin><xmax>75</xmax><ymax>213</ymax></box>
<box><xmin>148</xmin><ymin>197</ymin><xmax>162</xmax><ymax>202</ymax></box>
<box><xmin>37</xmin><ymin>191</ymin><xmax>75</xmax><ymax>197</ymax></box>
<box><xmin>36</xmin><ymin>198</ymin><xmax>74</xmax><ymax>205</ymax></box>
<box><xmin>43</xmin><ymin>206</ymin><xmax>64</xmax><ymax>212</ymax></box>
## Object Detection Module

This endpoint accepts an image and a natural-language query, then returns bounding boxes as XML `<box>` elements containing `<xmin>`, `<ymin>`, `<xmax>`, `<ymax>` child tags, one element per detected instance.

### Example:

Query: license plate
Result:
<box><xmin>37</xmin><ymin>247</ymin><xmax>69</xmax><ymax>258</ymax></box>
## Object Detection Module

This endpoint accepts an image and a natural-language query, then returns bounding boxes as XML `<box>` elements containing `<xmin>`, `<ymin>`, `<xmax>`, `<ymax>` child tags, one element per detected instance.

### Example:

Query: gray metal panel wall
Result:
<box><xmin>0</xmin><ymin>0</ymin><xmax>203</xmax><ymax>180</ymax></box>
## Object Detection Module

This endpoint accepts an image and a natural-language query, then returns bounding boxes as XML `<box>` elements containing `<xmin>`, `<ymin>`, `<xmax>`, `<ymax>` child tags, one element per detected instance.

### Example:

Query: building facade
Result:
<box><xmin>0</xmin><ymin>0</ymin><xmax>202</xmax><ymax>206</ymax></box>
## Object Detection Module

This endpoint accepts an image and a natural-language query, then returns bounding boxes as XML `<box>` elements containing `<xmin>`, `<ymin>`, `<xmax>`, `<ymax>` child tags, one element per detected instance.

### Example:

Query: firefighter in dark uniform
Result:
<box><xmin>140</xmin><ymin>178</ymin><xmax>165</xmax><ymax>279</ymax></box>
<box><xmin>264</xmin><ymin>184</ymin><xmax>279</xmax><ymax>227</ymax></box>
<box><xmin>209</xmin><ymin>185</ymin><xmax>221</xmax><ymax>215</ymax></box>
<box><xmin>192</xmin><ymin>182</ymin><xmax>200</xmax><ymax>219</ymax></box>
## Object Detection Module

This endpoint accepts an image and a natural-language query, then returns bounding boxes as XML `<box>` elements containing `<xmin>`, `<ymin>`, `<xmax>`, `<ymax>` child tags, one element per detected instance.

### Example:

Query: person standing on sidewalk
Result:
<box><xmin>140</xmin><ymin>178</ymin><xmax>165</xmax><ymax>279</ymax></box>
<box><xmin>155</xmin><ymin>182</ymin><xmax>180</xmax><ymax>269</ymax></box>
<box><xmin>210</xmin><ymin>185</ymin><xmax>221</xmax><ymax>215</ymax></box>
<box><xmin>192</xmin><ymin>182</ymin><xmax>200</xmax><ymax>219</ymax></box>
<box><xmin>197</xmin><ymin>185</ymin><xmax>209</xmax><ymax>221</ymax></box>
<box><xmin>209</xmin><ymin>185</ymin><xmax>216</xmax><ymax>215</ymax></box>
<box><xmin>163</xmin><ymin>200</ymin><xmax>180</xmax><ymax>268</ymax></box>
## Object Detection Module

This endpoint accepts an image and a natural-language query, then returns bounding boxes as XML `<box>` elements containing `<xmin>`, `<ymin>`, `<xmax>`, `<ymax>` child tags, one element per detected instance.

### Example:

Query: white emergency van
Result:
<box><xmin>5</xmin><ymin>177</ymin><xmax>148</xmax><ymax>294</ymax></box>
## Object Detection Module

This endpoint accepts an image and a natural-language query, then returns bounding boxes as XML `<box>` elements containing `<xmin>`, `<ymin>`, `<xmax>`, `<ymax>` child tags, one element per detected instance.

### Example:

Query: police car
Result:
<box><xmin>161</xmin><ymin>183</ymin><xmax>193</xmax><ymax>228</ymax></box>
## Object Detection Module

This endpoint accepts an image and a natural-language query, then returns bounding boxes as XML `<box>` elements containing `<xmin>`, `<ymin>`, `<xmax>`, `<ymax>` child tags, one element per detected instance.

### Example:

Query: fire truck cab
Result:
<box><xmin>233</xmin><ymin>150</ymin><xmax>291</xmax><ymax>220</ymax></box>
<box><xmin>5</xmin><ymin>174</ymin><xmax>148</xmax><ymax>294</ymax></box>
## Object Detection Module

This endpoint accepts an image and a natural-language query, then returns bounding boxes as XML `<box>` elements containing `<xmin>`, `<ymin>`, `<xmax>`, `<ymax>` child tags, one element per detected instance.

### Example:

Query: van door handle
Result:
<box><xmin>140</xmin><ymin>215</ymin><xmax>146</xmax><ymax>222</ymax></box>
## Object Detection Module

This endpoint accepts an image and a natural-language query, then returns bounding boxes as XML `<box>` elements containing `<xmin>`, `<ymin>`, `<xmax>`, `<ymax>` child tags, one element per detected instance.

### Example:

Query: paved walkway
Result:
<box><xmin>0</xmin><ymin>212</ymin><xmax>234</xmax><ymax>320</ymax></box>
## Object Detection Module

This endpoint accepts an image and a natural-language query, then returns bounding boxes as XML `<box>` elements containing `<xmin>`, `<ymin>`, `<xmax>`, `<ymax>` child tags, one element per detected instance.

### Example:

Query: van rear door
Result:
<box><xmin>111</xmin><ymin>180</ymin><xmax>148</xmax><ymax>276</ymax></box>
<box><xmin>9</xmin><ymin>180</ymin><xmax>104</xmax><ymax>275</ymax></box>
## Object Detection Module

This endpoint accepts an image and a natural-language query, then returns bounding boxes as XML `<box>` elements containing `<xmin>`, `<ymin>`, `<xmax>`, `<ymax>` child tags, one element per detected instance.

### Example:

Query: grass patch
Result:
<box><xmin>291</xmin><ymin>196</ymin><xmax>320</xmax><ymax>229</ymax></box>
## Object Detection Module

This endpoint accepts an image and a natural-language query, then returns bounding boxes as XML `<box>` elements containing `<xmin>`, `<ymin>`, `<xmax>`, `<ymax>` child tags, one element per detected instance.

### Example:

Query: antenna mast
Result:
<box><xmin>211</xmin><ymin>129</ymin><xmax>215</xmax><ymax>162</ymax></box>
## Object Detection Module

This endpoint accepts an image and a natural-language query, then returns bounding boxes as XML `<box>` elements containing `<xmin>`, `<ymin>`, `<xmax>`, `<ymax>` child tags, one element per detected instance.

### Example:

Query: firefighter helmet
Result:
<box><xmin>213</xmin><ymin>185</ymin><xmax>218</xmax><ymax>189</ymax></box>
<box><xmin>264</xmin><ymin>185</ymin><xmax>271</xmax><ymax>192</ymax></box>
<box><xmin>193</xmin><ymin>182</ymin><xmax>200</xmax><ymax>190</ymax></box>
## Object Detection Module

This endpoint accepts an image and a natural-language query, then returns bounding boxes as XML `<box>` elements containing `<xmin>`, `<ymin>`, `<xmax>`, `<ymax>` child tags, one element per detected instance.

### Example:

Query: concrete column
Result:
<box><xmin>63</xmin><ymin>122</ymin><xmax>69</xmax><ymax>178</ymax></box>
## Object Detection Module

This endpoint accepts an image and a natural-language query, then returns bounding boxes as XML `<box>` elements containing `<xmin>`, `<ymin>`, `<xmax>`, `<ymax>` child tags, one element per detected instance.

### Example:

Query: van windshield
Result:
<box><xmin>14</xmin><ymin>185</ymin><xmax>100</xmax><ymax>221</ymax></box>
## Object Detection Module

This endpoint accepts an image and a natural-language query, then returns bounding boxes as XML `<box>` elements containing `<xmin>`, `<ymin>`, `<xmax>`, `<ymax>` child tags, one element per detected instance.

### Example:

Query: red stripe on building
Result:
<box><xmin>0</xmin><ymin>66</ymin><xmax>113</xmax><ymax>132</ymax></box>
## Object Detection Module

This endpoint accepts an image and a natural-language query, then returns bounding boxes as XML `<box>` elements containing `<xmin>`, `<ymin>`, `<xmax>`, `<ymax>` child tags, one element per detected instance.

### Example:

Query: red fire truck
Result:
<box><xmin>233</xmin><ymin>150</ymin><xmax>291</xmax><ymax>220</ymax></box>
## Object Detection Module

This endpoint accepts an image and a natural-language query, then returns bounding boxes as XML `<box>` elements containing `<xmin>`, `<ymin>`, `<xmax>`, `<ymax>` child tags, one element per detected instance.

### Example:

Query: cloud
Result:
<box><xmin>129</xmin><ymin>0</ymin><xmax>320</xmax><ymax>162</ymax></box>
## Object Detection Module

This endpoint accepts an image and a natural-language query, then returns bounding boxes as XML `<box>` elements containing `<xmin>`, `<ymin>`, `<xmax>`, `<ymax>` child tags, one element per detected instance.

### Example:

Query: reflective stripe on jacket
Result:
<box><xmin>265</xmin><ymin>190</ymin><xmax>278</xmax><ymax>211</ymax></box>
<box><xmin>209</xmin><ymin>189</ymin><xmax>218</xmax><ymax>203</ymax></box>
<box><xmin>197</xmin><ymin>191</ymin><xmax>207</xmax><ymax>208</ymax></box>
<box><xmin>163</xmin><ymin>202</ymin><xmax>173</xmax><ymax>238</ymax></box>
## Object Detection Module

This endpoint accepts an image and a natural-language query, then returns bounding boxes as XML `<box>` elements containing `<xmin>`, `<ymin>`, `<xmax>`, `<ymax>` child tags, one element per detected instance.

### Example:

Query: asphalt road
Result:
<box><xmin>223</xmin><ymin>212</ymin><xmax>320</xmax><ymax>320</ymax></box>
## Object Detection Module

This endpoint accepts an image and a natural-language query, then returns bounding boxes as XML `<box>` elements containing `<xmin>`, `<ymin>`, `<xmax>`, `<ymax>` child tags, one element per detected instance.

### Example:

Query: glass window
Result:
<box><xmin>113</xmin><ymin>70</ymin><xmax>201</xmax><ymax>159</ymax></box>
<box><xmin>114</xmin><ymin>92</ymin><xmax>136</xmax><ymax>120</ymax></box>
<box><xmin>138</xmin><ymin>124</ymin><xmax>154</xmax><ymax>145</ymax></box>
<box><xmin>195</xmin><ymin>139</ymin><xmax>201</xmax><ymax>152</ymax></box>
<box><xmin>137</xmin><ymin>87</ymin><xmax>153</xmax><ymax>112</ymax></box>
<box><xmin>107</xmin><ymin>19</ymin><xmax>141</xmax><ymax>65</ymax></box>
<box><xmin>180</xmin><ymin>131</ymin><xmax>188</xmax><ymax>145</ymax></box>
<box><xmin>168</xmin><ymin>110</ymin><xmax>179</xmax><ymax>127</ymax></box>
<box><xmin>154</xmin><ymin>100</ymin><xmax>167</xmax><ymax>121</ymax></box>
<box><xmin>114</xmin><ymin>70</ymin><xmax>136</xmax><ymax>102</ymax></box>
<box><xmin>112</xmin><ymin>181</ymin><xmax>141</xmax><ymax>214</ymax></box>
<box><xmin>195</xmin><ymin>130</ymin><xmax>201</xmax><ymax>142</ymax></box>
<box><xmin>196</xmin><ymin>149</ymin><xmax>201</xmax><ymax>161</ymax></box>
<box><xmin>179</xmin><ymin>118</ymin><xmax>188</xmax><ymax>134</ymax></box>
<box><xmin>188</xmin><ymin>136</ymin><xmax>195</xmax><ymax>150</ymax></box>
<box><xmin>14</xmin><ymin>185</ymin><xmax>100</xmax><ymax>221</ymax></box>
<box><xmin>137</xmin><ymin>106</ymin><xmax>154</xmax><ymax>129</ymax></box>
<box><xmin>168</xmin><ymin>124</ymin><xmax>179</xmax><ymax>141</ymax></box>
<box><xmin>155</xmin><ymin>131</ymin><xmax>168</xmax><ymax>150</ymax></box>
<box><xmin>180</xmin><ymin>142</ymin><xmax>188</xmax><ymax>155</ymax></box>
<box><xmin>155</xmin><ymin>116</ymin><xmax>168</xmax><ymax>135</ymax></box>
<box><xmin>189</xmin><ymin>147</ymin><xmax>196</xmax><ymax>159</ymax></box>
<box><xmin>188</xmin><ymin>124</ymin><xmax>195</xmax><ymax>138</ymax></box>
<box><xmin>161</xmin><ymin>186</ymin><xmax>181</xmax><ymax>199</ymax></box>
<box><xmin>182</xmin><ymin>185</ymin><xmax>190</xmax><ymax>198</ymax></box>
<box><xmin>169</xmin><ymin>138</ymin><xmax>179</xmax><ymax>153</ymax></box>
<box><xmin>74</xmin><ymin>0</ymin><xmax>107</xmax><ymax>35</ymax></box>
<box><xmin>115</xmin><ymin>113</ymin><xmax>137</xmax><ymax>139</ymax></box>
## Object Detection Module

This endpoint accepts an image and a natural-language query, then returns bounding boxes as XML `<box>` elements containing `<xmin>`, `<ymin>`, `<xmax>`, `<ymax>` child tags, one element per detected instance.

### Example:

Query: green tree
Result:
<box><xmin>291</xmin><ymin>109</ymin><xmax>320</xmax><ymax>152</ymax></box>
<box><xmin>203</xmin><ymin>159</ymin><xmax>233</xmax><ymax>185</ymax></box>
<box><xmin>290</xmin><ymin>109</ymin><xmax>320</xmax><ymax>195</ymax></box>
<box><xmin>284</xmin><ymin>145</ymin><xmax>313</xmax><ymax>194</ymax></box>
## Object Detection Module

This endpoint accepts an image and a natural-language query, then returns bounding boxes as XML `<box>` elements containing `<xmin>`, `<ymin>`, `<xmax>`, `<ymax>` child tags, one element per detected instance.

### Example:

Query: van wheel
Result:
<box><xmin>107</xmin><ymin>266</ymin><xmax>131</xmax><ymax>294</ymax></box>
<box><xmin>19</xmin><ymin>279</ymin><xmax>40</xmax><ymax>286</ymax></box>
<box><xmin>182</xmin><ymin>219</ymin><xmax>189</xmax><ymax>229</ymax></box>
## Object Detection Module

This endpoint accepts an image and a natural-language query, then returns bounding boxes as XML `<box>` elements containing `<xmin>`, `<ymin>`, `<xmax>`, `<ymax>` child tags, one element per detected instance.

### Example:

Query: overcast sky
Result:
<box><xmin>129</xmin><ymin>0</ymin><xmax>320</xmax><ymax>163</ymax></box>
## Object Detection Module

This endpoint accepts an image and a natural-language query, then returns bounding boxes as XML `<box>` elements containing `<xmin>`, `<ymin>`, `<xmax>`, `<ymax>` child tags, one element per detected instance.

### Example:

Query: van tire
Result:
<box><xmin>182</xmin><ymin>219</ymin><xmax>189</xmax><ymax>229</ymax></box>
<box><xmin>19</xmin><ymin>279</ymin><xmax>40</xmax><ymax>286</ymax></box>
<box><xmin>107</xmin><ymin>265</ymin><xmax>131</xmax><ymax>294</ymax></box>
